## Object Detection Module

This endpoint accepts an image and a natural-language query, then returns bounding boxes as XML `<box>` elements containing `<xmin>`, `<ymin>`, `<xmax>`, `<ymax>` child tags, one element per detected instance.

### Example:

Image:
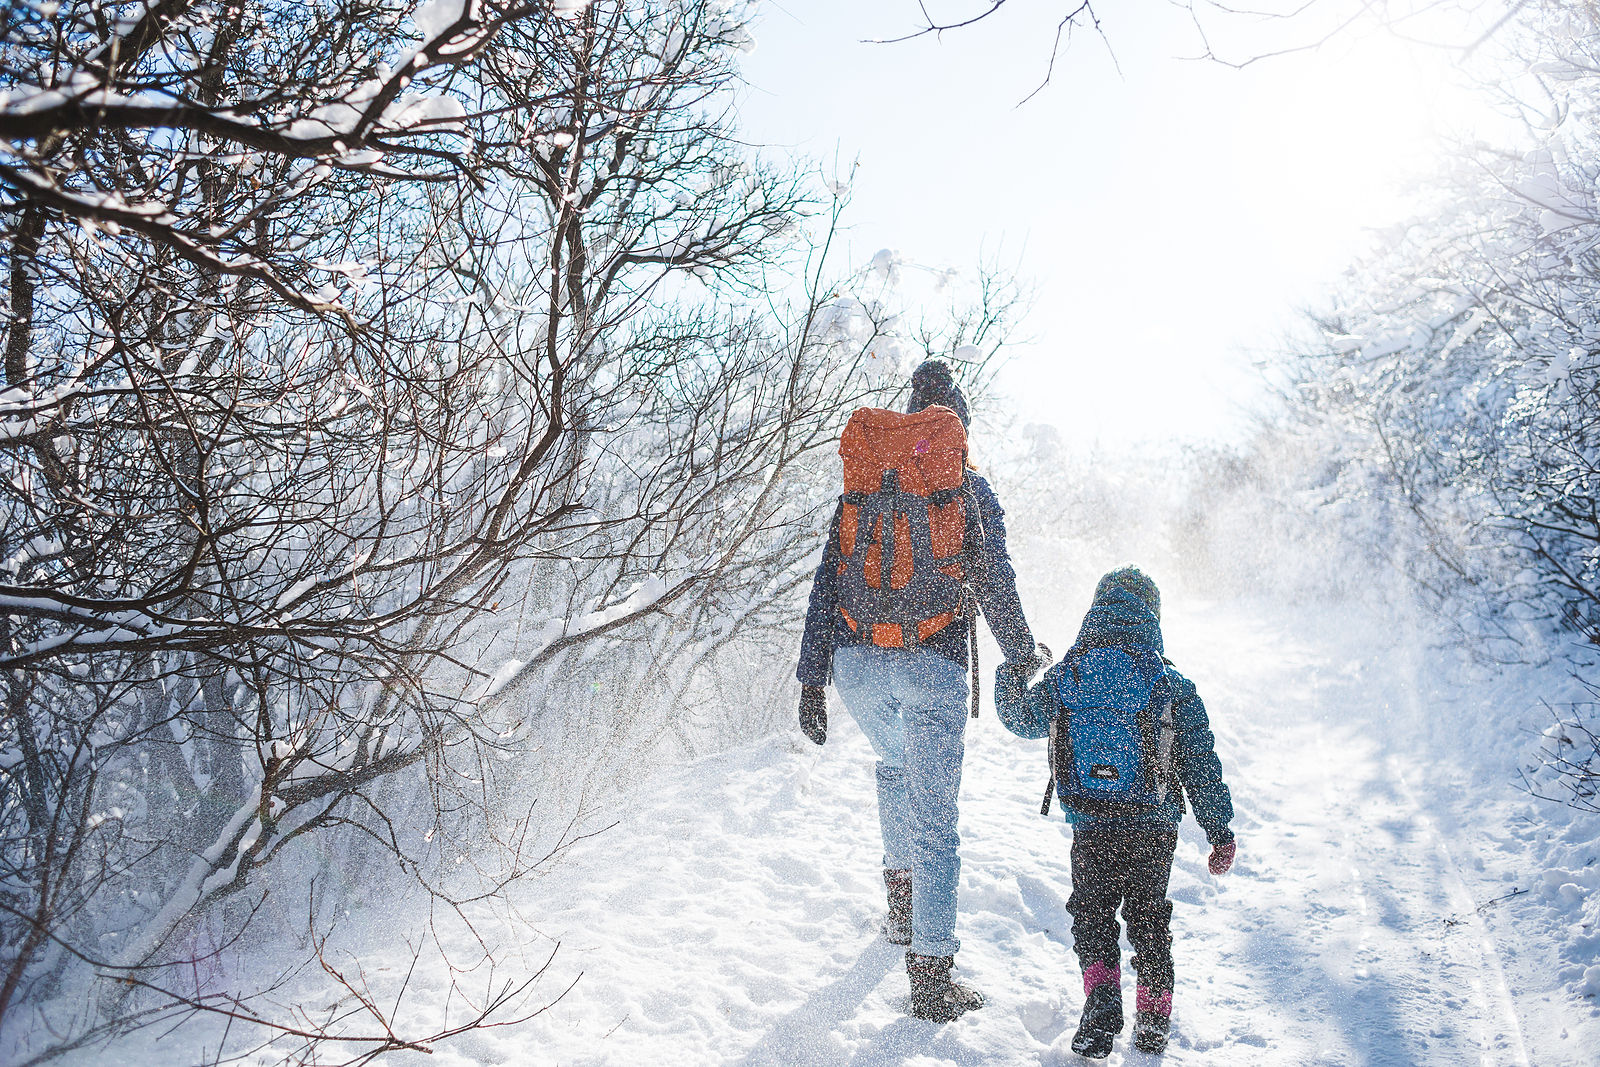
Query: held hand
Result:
<box><xmin>1208</xmin><ymin>840</ymin><xmax>1236</xmax><ymax>876</ymax></box>
<box><xmin>1004</xmin><ymin>642</ymin><xmax>1052</xmax><ymax>684</ymax></box>
<box><xmin>799</xmin><ymin>686</ymin><xmax>827</xmax><ymax>746</ymax></box>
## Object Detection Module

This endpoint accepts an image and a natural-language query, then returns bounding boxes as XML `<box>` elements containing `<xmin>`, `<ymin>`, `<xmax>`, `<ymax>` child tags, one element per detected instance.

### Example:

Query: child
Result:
<box><xmin>995</xmin><ymin>566</ymin><xmax>1237</xmax><ymax>1058</ymax></box>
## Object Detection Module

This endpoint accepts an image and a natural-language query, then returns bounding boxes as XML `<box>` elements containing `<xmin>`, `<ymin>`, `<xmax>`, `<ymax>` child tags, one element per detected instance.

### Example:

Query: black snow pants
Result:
<box><xmin>1066</xmin><ymin>821</ymin><xmax>1179</xmax><ymax>993</ymax></box>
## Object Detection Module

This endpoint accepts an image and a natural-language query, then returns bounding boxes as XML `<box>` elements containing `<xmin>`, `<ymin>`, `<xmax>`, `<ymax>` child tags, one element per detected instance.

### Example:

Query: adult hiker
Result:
<box><xmin>794</xmin><ymin>359</ymin><xmax>1044</xmax><ymax>1022</ymax></box>
<box><xmin>994</xmin><ymin>565</ymin><xmax>1237</xmax><ymax>1057</ymax></box>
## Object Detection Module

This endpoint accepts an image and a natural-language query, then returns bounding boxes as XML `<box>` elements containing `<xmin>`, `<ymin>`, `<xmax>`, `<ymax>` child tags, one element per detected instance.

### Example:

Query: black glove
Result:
<box><xmin>799</xmin><ymin>686</ymin><xmax>827</xmax><ymax>745</ymax></box>
<box><xmin>1004</xmin><ymin>642</ymin><xmax>1052</xmax><ymax>684</ymax></box>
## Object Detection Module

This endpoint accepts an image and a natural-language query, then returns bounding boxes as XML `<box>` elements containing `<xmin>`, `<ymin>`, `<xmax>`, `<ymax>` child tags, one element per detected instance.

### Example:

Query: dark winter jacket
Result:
<box><xmin>796</xmin><ymin>472</ymin><xmax>1035</xmax><ymax>688</ymax></box>
<box><xmin>994</xmin><ymin>587</ymin><xmax>1235</xmax><ymax>846</ymax></box>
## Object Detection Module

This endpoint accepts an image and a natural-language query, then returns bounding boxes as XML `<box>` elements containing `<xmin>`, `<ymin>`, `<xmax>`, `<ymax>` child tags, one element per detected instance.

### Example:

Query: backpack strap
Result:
<box><xmin>1137</xmin><ymin>700</ymin><xmax>1160</xmax><ymax>796</ymax></box>
<box><xmin>1150</xmin><ymin>662</ymin><xmax>1180</xmax><ymax>805</ymax></box>
<box><xmin>959</xmin><ymin>471</ymin><xmax>982</xmax><ymax>719</ymax></box>
<box><xmin>969</xmin><ymin>608</ymin><xmax>980</xmax><ymax>718</ymax></box>
<box><xmin>1134</xmin><ymin>651</ymin><xmax>1165</xmax><ymax>797</ymax></box>
<box><xmin>959</xmin><ymin>471</ymin><xmax>987</xmax><ymax>561</ymax></box>
<box><xmin>1041</xmin><ymin>722</ymin><xmax>1057</xmax><ymax>816</ymax></box>
<box><xmin>1161</xmin><ymin>693</ymin><xmax>1182</xmax><ymax>811</ymax></box>
<box><xmin>1040</xmin><ymin>648</ymin><xmax>1086</xmax><ymax>816</ymax></box>
<box><xmin>1042</xmin><ymin>681</ymin><xmax>1065</xmax><ymax>816</ymax></box>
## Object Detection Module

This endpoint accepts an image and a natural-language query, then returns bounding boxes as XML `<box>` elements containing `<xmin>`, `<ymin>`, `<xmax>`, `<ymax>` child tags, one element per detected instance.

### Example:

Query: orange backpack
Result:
<box><xmin>835</xmin><ymin>405</ymin><xmax>974</xmax><ymax>649</ymax></box>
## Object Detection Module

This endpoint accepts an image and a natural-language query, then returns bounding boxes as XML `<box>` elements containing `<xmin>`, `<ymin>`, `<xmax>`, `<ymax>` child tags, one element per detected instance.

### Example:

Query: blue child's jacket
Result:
<box><xmin>994</xmin><ymin>587</ymin><xmax>1235</xmax><ymax>846</ymax></box>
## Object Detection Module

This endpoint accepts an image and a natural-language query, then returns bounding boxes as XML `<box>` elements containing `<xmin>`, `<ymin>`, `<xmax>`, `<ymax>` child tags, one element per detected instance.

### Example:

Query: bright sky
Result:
<box><xmin>736</xmin><ymin>0</ymin><xmax>1500</xmax><ymax>449</ymax></box>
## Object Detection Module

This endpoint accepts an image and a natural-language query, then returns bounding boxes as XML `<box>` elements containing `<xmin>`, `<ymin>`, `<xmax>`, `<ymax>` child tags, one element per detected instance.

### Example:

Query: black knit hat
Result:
<box><xmin>907</xmin><ymin>359</ymin><xmax>970</xmax><ymax>426</ymax></box>
<box><xmin>1094</xmin><ymin>565</ymin><xmax>1161</xmax><ymax>620</ymax></box>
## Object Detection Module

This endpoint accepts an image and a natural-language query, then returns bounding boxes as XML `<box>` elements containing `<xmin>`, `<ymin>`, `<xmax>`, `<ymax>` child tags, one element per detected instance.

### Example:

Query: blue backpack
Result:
<box><xmin>1041</xmin><ymin>645</ymin><xmax>1178</xmax><ymax>817</ymax></box>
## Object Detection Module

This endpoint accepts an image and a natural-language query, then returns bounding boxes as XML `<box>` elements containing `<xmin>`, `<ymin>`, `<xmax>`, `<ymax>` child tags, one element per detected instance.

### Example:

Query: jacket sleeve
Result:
<box><xmin>995</xmin><ymin>660</ymin><xmax>1063</xmax><ymax>740</ymax></box>
<box><xmin>796</xmin><ymin>501</ymin><xmax>845</xmax><ymax>688</ymax></box>
<box><xmin>1167</xmin><ymin>669</ymin><xmax>1235</xmax><ymax>846</ymax></box>
<box><xmin>967</xmin><ymin>475</ymin><xmax>1036</xmax><ymax>665</ymax></box>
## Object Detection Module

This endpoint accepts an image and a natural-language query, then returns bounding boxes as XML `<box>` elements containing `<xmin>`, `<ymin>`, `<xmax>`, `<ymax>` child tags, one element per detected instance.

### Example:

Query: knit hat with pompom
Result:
<box><xmin>907</xmin><ymin>360</ymin><xmax>970</xmax><ymax>427</ymax></box>
<box><xmin>1093</xmin><ymin>565</ymin><xmax>1161</xmax><ymax>620</ymax></box>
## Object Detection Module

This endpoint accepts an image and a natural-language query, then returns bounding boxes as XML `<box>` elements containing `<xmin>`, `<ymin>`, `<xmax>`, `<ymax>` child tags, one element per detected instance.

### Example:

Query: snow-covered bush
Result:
<box><xmin>1265</xmin><ymin>4</ymin><xmax>1600</xmax><ymax>659</ymax></box>
<box><xmin>1523</xmin><ymin>698</ymin><xmax>1600</xmax><ymax>814</ymax></box>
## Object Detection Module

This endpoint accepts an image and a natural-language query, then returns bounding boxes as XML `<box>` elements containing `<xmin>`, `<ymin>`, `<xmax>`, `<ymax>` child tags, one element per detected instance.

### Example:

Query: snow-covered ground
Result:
<box><xmin>80</xmin><ymin>597</ymin><xmax>1600</xmax><ymax>1066</ymax></box>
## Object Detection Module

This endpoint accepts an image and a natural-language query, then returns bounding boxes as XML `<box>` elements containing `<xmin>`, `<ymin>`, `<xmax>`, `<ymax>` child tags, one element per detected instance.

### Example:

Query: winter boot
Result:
<box><xmin>1133</xmin><ymin>986</ymin><xmax>1172</xmax><ymax>1054</ymax></box>
<box><xmin>905</xmin><ymin>951</ymin><xmax>984</xmax><ymax>1022</ymax></box>
<box><xmin>1070</xmin><ymin>973</ymin><xmax>1124</xmax><ymax>1059</ymax></box>
<box><xmin>883</xmin><ymin>868</ymin><xmax>913</xmax><ymax>945</ymax></box>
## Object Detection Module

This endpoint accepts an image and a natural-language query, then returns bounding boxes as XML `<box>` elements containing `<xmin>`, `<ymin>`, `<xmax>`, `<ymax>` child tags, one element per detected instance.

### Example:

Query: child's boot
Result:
<box><xmin>905</xmin><ymin>951</ymin><xmax>984</xmax><ymax>1021</ymax></box>
<box><xmin>1070</xmin><ymin>963</ymin><xmax>1123</xmax><ymax>1059</ymax></box>
<box><xmin>1133</xmin><ymin>985</ymin><xmax>1172</xmax><ymax>1054</ymax></box>
<box><xmin>882</xmin><ymin>868</ymin><xmax>912</xmax><ymax>945</ymax></box>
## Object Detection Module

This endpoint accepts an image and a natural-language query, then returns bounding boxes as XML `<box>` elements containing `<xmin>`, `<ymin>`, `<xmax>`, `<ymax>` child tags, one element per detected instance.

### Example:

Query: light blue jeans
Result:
<box><xmin>832</xmin><ymin>644</ymin><xmax>969</xmax><ymax>958</ymax></box>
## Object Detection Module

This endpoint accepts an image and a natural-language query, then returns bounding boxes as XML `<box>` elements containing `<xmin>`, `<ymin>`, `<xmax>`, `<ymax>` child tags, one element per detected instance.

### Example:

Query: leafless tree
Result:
<box><xmin>0</xmin><ymin>1</ymin><xmax>1041</xmax><ymax>1061</ymax></box>
<box><xmin>874</xmin><ymin>0</ymin><xmax>1523</xmax><ymax>97</ymax></box>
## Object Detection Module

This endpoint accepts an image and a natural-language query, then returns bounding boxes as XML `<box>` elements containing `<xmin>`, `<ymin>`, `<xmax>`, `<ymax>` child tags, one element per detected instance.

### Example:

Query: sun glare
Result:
<box><xmin>739</xmin><ymin>1</ymin><xmax>1508</xmax><ymax>448</ymax></box>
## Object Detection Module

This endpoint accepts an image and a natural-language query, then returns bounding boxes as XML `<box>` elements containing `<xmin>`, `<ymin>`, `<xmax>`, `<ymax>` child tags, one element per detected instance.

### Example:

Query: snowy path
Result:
<box><xmin>402</xmin><ymin>601</ymin><xmax>1555</xmax><ymax>1067</ymax></box>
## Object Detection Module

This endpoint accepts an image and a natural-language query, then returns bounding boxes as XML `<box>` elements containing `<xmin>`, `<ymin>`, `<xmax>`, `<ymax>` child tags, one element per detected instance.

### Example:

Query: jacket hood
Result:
<box><xmin>1072</xmin><ymin>586</ymin><xmax>1164</xmax><ymax>655</ymax></box>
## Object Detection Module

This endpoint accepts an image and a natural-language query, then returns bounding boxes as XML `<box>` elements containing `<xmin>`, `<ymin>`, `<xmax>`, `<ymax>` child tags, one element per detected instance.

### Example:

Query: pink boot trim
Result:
<box><xmin>1136</xmin><ymin>985</ymin><xmax>1172</xmax><ymax>1016</ymax></box>
<box><xmin>1082</xmin><ymin>961</ymin><xmax>1121</xmax><ymax>995</ymax></box>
